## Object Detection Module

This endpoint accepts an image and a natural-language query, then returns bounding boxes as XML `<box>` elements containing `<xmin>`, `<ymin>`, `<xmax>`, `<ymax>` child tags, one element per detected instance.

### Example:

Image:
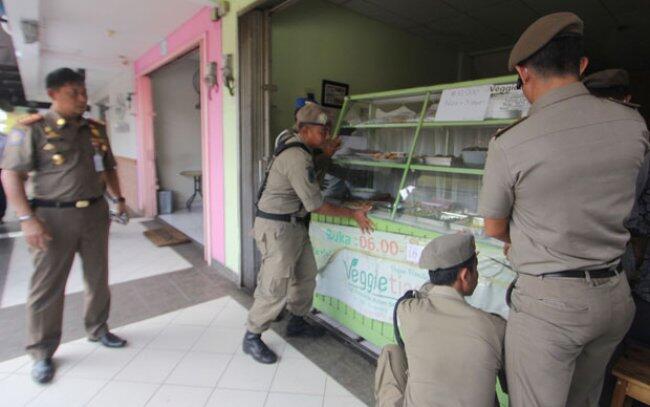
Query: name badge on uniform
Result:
<box><xmin>93</xmin><ymin>152</ymin><xmax>105</xmax><ymax>172</ymax></box>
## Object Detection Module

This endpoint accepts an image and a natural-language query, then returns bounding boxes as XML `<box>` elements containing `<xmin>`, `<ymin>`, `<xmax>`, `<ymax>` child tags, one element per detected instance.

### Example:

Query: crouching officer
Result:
<box><xmin>375</xmin><ymin>234</ymin><xmax>506</xmax><ymax>407</ymax></box>
<box><xmin>0</xmin><ymin>68</ymin><xmax>127</xmax><ymax>384</ymax></box>
<box><xmin>244</xmin><ymin>103</ymin><xmax>374</xmax><ymax>364</ymax></box>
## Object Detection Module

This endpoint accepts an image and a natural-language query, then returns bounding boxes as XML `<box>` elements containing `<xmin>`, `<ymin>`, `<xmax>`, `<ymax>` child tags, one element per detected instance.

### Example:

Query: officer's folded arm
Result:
<box><xmin>1</xmin><ymin>169</ymin><xmax>52</xmax><ymax>250</ymax></box>
<box><xmin>312</xmin><ymin>201</ymin><xmax>374</xmax><ymax>234</ymax></box>
<box><xmin>484</xmin><ymin>218</ymin><xmax>510</xmax><ymax>243</ymax></box>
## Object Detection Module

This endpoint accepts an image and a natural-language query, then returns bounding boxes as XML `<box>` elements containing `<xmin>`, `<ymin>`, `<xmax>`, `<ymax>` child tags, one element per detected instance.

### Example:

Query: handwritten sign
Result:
<box><xmin>434</xmin><ymin>85</ymin><xmax>491</xmax><ymax>122</ymax></box>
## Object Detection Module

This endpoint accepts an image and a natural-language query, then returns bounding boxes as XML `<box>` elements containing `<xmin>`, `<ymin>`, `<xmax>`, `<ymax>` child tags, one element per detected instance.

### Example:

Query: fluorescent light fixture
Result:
<box><xmin>20</xmin><ymin>19</ymin><xmax>39</xmax><ymax>44</ymax></box>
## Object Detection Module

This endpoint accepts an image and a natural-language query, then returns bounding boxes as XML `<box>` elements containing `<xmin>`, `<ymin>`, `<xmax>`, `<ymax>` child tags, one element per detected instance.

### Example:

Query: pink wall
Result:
<box><xmin>133</xmin><ymin>7</ymin><xmax>224</xmax><ymax>264</ymax></box>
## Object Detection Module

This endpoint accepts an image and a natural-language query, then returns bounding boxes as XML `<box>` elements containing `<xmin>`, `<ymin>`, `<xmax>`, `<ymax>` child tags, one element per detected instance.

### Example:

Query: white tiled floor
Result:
<box><xmin>0</xmin><ymin>296</ymin><xmax>367</xmax><ymax>407</ymax></box>
<box><xmin>158</xmin><ymin>206</ymin><xmax>204</xmax><ymax>245</ymax></box>
<box><xmin>0</xmin><ymin>219</ymin><xmax>192</xmax><ymax>308</ymax></box>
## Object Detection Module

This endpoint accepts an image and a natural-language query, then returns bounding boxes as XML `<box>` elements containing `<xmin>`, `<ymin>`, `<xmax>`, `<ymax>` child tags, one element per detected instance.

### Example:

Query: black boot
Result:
<box><xmin>31</xmin><ymin>358</ymin><xmax>55</xmax><ymax>384</ymax></box>
<box><xmin>286</xmin><ymin>315</ymin><xmax>326</xmax><ymax>337</ymax></box>
<box><xmin>242</xmin><ymin>331</ymin><xmax>278</xmax><ymax>364</ymax></box>
<box><xmin>89</xmin><ymin>332</ymin><xmax>127</xmax><ymax>348</ymax></box>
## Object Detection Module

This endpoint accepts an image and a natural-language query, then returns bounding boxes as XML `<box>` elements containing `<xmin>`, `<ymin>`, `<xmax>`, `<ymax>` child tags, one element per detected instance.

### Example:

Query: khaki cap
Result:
<box><xmin>508</xmin><ymin>12</ymin><xmax>584</xmax><ymax>71</ymax></box>
<box><xmin>418</xmin><ymin>234</ymin><xmax>476</xmax><ymax>271</ymax></box>
<box><xmin>583</xmin><ymin>69</ymin><xmax>629</xmax><ymax>90</ymax></box>
<box><xmin>296</xmin><ymin>102</ymin><xmax>331</xmax><ymax>127</ymax></box>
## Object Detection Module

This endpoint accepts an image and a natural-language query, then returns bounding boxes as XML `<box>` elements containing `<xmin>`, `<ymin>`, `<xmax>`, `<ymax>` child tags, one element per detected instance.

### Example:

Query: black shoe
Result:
<box><xmin>31</xmin><ymin>358</ymin><xmax>54</xmax><ymax>384</ymax></box>
<box><xmin>286</xmin><ymin>315</ymin><xmax>326</xmax><ymax>337</ymax></box>
<box><xmin>242</xmin><ymin>331</ymin><xmax>278</xmax><ymax>364</ymax></box>
<box><xmin>89</xmin><ymin>332</ymin><xmax>127</xmax><ymax>348</ymax></box>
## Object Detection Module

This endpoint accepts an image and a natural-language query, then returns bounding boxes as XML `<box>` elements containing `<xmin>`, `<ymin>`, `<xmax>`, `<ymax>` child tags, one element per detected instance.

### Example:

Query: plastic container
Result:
<box><xmin>157</xmin><ymin>190</ymin><xmax>173</xmax><ymax>214</ymax></box>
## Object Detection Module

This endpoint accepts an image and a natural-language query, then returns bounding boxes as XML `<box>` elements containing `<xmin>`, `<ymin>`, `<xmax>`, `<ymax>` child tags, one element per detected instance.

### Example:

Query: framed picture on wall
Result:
<box><xmin>321</xmin><ymin>80</ymin><xmax>349</xmax><ymax>109</ymax></box>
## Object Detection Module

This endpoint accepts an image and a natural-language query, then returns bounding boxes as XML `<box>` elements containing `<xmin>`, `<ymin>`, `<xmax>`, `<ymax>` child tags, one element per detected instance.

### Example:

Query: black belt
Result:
<box><xmin>256</xmin><ymin>209</ymin><xmax>310</xmax><ymax>225</ymax></box>
<box><xmin>31</xmin><ymin>196</ymin><xmax>103</xmax><ymax>209</ymax></box>
<box><xmin>543</xmin><ymin>267</ymin><xmax>618</xmax><ymax>279</ymax></box>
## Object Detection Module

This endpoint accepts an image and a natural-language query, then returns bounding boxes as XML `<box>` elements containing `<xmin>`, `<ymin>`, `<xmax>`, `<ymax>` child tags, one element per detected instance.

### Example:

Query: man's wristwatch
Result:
<box><xmin>18</xmin><ymin>214</ymin><xmax>34</xmax><ymax>222</ymax></box>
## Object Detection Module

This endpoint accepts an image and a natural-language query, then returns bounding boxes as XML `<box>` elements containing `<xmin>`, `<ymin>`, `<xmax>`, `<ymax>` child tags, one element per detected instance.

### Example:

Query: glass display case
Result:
<box><xmin>326</xmin><ymin>75</ymin><xmax>529</xmax><ymax>238</ymax></box>
<box><xmin>310</xmin><ymin>75</ymin><xmax>529</xmax><ymax>355</ymax></box>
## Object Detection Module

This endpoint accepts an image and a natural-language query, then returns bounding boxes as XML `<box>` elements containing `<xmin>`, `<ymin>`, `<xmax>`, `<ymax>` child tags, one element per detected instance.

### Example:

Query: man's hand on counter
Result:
<box><xmin>353</xmin><ymin>204</ymin><xmax>374</xmax><ymax>234</ymax></box>
<box><xmin>313</xmin><ymin>202</ymin><xmax>375</xmax><ymax>234</ymax></box>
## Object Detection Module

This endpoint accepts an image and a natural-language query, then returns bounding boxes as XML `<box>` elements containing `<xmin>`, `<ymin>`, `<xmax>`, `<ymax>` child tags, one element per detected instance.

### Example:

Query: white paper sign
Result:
<box><xmin>434</xmin><ymin>85</ymin><xmax>492</xmax><ymax>122</ymax></box>
<box><xmin>485</xmin><ymin>84</ymin><xmax>530</xmax><ymax>119</ymax></box>
<box><xmin>406</xmin><ymin>244</ymin><xmax>424</xmax><ymax>263</ymax></box>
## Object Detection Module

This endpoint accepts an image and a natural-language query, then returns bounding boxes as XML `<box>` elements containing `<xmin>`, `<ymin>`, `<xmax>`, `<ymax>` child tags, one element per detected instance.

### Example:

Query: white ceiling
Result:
<box><xmin>4</xmin><ymin>0</ymin><xmax>212</xmax><ymax>102</ymax></box>
<box><xmin>328</xmin><ymin>0</ymin><xmax>650</xmax><ymax>73</ymax></box>
<box><xmin>5</xmin><ymin>0</ymin><xmax>650</xmax><ymax>103</ymax></box>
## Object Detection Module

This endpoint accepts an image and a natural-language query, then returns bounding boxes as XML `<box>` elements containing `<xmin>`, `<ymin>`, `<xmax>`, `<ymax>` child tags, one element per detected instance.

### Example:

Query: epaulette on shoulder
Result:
<box><xmin>17</xmin><ymin>114</ymin><xmax>44</xmax><ymax>126</ymax></box>
<box><xmin>606</xmin><ymin>97</ymin><xmax>641</xmax><ymax>110</ymax></box>
<box><xmin>493</xmin><ymin>116</ymin><xmax>528</xmax><ymax>139</ymax></box>
<box><xmin>87</xmin><ymin>118</ymin><xmax>106</xmax><ymax>127</ymax></box>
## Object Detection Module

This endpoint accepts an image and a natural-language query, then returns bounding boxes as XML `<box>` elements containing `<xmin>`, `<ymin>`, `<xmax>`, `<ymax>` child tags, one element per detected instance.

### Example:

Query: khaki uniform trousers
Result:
<box><xmin>506</xmin><ymin>272</ymin><xmax>635</xmax><ymax>407</ymax></box>
<box><xmin>375</xmin><ymin>344</ymin><xmax>408</xmax><ymax>407</ymax></box>
<box><xmin>246</xmin><ymin>217</ymin><xmax>318</xmax><ymax>334</ymax></box>
<box><xmin>26</xmin><ymin>199</ymin><xmax>111</xmax><ymax>360</ymax></box>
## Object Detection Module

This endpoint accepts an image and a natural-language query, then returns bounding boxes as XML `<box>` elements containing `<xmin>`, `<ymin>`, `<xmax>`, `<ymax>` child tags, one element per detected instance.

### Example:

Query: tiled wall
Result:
<box><xmin>115</xmin><ymin>156</ymin><xmax>139</xmax><ymax>215</ymax></box>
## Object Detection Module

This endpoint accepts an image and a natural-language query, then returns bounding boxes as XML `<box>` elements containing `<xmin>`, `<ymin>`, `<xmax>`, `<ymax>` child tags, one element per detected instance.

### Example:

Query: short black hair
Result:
<box><xmin>428</xmin><ymin>255</ymin><xmax>477</xmax><ymax>286</ymax></box>
<box><xmin>521</xmin><ymin>35</ymin><xmax>584</xmax><ymax>78</ymax></box>
<box><xmin>588</xmin><ymin>86</ymin><xmax>630</xmax><ymax>101</ymax></box>
<box><xmin>46</xmin><ymin>68</ymin><xmax>85</xmax><ymax>90</ymax></box>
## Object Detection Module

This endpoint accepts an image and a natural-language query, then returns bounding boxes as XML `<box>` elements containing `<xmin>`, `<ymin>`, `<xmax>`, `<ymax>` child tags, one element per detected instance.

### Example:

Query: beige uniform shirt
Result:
<box><xmin>398</xmin><ymin>285</ymin><xmax>505</xmax><ymax>407</ymax></box>
<box><xmin>257</xmin><ymin>133</ymin><xmax>324</xmax><ymax>216</ymax></box>
<box><xmin>479</xmin><ymin>82</ymin><xmax>649</xmax><ymax>275</ymax></box>
<box><xmin>0</xmin><ymin>110</ymin><xmax>116</xmax><ymax>202</ymax></box>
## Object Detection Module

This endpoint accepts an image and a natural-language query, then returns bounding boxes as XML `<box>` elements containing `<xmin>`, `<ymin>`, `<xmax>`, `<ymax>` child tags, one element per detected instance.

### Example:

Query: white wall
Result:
<box><xmin>91</xmin><ymin>68</ymin><xmax>138</xmax><ymax>159</ymax></box>
<box><xmin>151</xmin><ymin>54</ymin><xmax>202</xmax><ymax>211</ymax></box>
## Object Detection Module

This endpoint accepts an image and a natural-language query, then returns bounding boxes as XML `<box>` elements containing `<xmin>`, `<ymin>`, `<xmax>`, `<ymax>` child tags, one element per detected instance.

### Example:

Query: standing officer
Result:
<box><xmin>1</xmin><ymin>68</ymin><xmax>127</xmax><ymax>384</ymax></box>
<box><xmin>479</xmin><ymin>12</ymin><xmax>648</xmax><ymax>406</ymax></box>
<box><xmin>583</xmin><ymin>69</ymin><xmax>633</xmax><ymax>103</ymax></box>
<box><xmin>374</xmin><ymin>234</ymin><xmax>506</xmax><ymax>407</ymax></box>
<box><xmin>243</xmin><ymin>103</ymin><xmax>374</xmax><ymax>364</ymax></box>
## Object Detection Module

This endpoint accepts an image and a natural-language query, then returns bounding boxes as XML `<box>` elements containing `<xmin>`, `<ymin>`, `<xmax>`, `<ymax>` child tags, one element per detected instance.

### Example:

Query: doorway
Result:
<box><xmin>150</xmin><ymin>49</ymin><xmax>205</xmax><ymax>245</ymax></box>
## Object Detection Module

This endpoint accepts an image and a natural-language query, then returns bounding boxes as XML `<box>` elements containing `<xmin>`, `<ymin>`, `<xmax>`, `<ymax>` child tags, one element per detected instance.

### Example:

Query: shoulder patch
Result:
<box><xmin>87</xmin><ymin>117</ymin><xmax>106</xmax><ymax>127</ymax></box>
<box><xmin>18</xmin><ymin>114</ymin><xmax>44</xmax><ymax>126</ymax></box>
<box><xmin>606</xmin><ymin>97</ymin><xmax>641</xmax><ymax>110</ymax></box>
<box><xmin>493</xmin><ymin>116</ymin><xmax>528</xmax><ymax>139</ymax></box>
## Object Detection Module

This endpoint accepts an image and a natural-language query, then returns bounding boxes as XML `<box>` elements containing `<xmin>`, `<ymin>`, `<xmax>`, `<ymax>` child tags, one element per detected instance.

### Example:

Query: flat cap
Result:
<box><xmin>583</xmin><ymin>69</ymin><xmax>629</xmax><ymax>90</ymax></box>
<box><xmin>508</xmin><ymin>12</ymin><xmax>583</xmax><ymax>71</ymax></box>
<box><xmin>418</xmin><ymin>234</ymin><xmax>476</xmax><ymax>271</ymax></box>
<box><xmin>296</xmin><ymin>102</ymin><xmax>331</xmax><ymax>127</ymax></box>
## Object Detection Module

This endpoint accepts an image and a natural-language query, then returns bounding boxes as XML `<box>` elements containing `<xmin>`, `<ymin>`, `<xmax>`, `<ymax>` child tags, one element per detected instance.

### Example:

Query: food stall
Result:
<box><xmin>310</xmin><ymin>74</ymin><xmax>529</xmax><ymax>351</ymax></box>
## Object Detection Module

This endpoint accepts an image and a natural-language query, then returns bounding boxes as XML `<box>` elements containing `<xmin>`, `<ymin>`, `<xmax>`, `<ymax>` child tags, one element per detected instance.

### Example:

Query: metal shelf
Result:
<box><xmin>334</xmin><ymin>158</ymin><xmax>406</xmax><ymax>170</ymax></box>
<box><xmin>342</xmin><ymin>119</ymin><xmax>516</xmax><ymax>130</ymax></box>
<box><xmin>334</xmin><ymin>158</ymin><xmax>484</xmax><ymax>175</ymax></box>
<box><xmin>410</xmin><ymin>164</ymin><xmax>484</xmax><ymax>175</ymax></box>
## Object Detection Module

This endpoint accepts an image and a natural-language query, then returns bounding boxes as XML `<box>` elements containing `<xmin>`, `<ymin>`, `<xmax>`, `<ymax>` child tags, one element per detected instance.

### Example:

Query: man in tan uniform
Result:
<box><xmin>479</xmin><ymin>13</ymin><xmax>648</xmax><ymax>406</ymax></box>
<box><xmin>374</xmin><ymin>234</ymin><xmax>506</xmax><ymax>407</ymax></box>
<box><xmin>1</xmin><ymin>68</ymin><xmax>127</xmax><ymax>384</ymax></box>
<box><xmin>583</xmin><ymin>69</ymin><xmax>633</xmax><ymax>103</ymax></box>
<box><xmin>243</xmin><ymin>103</ymin><xmax>374</xmax><ymax>364</ymax></box>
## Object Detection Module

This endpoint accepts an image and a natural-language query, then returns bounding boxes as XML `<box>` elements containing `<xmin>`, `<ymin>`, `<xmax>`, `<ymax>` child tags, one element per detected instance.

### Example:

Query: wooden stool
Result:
<box><xmin>611</xmin><ymin>343</ymin><xmax>650</xmax><ymax>407</ymax></box>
